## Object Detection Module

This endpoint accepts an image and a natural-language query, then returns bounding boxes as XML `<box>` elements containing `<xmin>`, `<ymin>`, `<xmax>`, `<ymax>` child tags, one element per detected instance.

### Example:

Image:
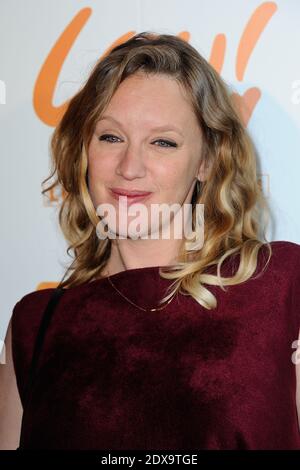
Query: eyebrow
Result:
<box><xmin>99</xmin><ymin>115</ymin><xmax>184</xmax><ymax>136</ymax></box>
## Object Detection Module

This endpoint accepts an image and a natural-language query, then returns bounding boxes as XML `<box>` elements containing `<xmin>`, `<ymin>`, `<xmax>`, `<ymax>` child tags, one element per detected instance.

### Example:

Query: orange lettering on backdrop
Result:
<box><xmin>33</xmin><ymin>7</ymin><xmax>135</xmax><ymax>127</ymax></box>
<box><xmin>208</xmin><ymin>2</ymin><xmax>277</xmax><ymax>125</ymax></box>
<box><xmin>33</xmin><ymin>8</ymin><xmax>92</xmax><ymax>127</ymax></box>
<box><xmin>33</xmin><ymin>3</ymin><xmax>277</xmax><ymax>128</ymax></box>
<box><xmin>236</xmin><ymin>2</ymin><xmax>277</xmax><ymax>81</ymax></box>
<box><xmin>232</xmin><ymin>2</ymin><xmax>277</xmax><ymax>124</ymax></box>
<box><xmin>36</xmin><ymin>281</ymin><xmax>60</xmax><ymax>290</ymax></box>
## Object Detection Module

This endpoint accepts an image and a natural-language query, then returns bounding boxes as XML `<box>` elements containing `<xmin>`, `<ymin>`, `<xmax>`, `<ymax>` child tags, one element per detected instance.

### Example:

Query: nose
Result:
<box><xmin>116</xmin><ymin>144</ymin><xmax>147</xmax><ymax>180</ymax></box>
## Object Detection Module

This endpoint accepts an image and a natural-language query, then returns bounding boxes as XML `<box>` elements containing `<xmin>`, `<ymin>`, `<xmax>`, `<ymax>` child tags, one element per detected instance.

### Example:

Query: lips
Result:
<box><xmin>110</xmin><ymin>187</ymin><xmax>152</xmax><ymax>197</ymax></box>
<box><xmin>109</xmin><ymin>187</ymin><xmax>152</xmax><ymax>205</ymax></box>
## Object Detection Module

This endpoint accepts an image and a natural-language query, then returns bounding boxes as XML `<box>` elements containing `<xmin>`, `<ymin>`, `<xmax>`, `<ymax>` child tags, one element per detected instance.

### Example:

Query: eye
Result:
<box><xmin>98</xmin><ymin>134</ymin><xmax>121</xmax><ymax>143</ymax></box>
<box><xmin>152</xmin><ymin>139</ymin><xmax>177</xmax><ymax>148</ymax></box>
<box><xmin>98</xmin><ymin>134</ymin><xmax>177</xmax><ymax>148</ymax></box>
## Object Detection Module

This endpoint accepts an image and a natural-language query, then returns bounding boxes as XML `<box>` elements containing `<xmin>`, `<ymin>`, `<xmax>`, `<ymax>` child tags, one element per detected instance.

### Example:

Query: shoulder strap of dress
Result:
<box><xmin>23</xmin><ymin>286</ymin><xmax>66</xmax><ymax>409</ymax></box>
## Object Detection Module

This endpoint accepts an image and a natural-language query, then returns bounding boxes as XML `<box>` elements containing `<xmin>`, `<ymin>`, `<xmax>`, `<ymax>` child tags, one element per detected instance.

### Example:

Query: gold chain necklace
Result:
<box><xmin>107</xmin><ymin>275</ymin><xmax>174</xmax><ymax>312</ymax></box>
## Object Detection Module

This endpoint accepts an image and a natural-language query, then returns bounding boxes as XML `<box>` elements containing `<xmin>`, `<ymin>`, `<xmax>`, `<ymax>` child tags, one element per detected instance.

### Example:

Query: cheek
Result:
<box><xmin>86</xmin><ymin>144</ymin><xmax>110</xmax><ymax>206</ymax></box>
<box><xmin>87</xmin><ymin>141</ymin><xmax>115</xmax><ymax>180</ymax></box>
<box><xmin>154</xmin><ymin>162</ymin><xmax>191</xmax><ymax>194</ymax></box>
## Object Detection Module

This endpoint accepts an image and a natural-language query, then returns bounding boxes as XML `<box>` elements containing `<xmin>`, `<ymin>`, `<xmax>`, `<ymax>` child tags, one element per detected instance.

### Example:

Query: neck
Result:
<box><xmin>104</xmin><ymin>237</ymin><xmax>184</xmax><ymax>276</ymax></box>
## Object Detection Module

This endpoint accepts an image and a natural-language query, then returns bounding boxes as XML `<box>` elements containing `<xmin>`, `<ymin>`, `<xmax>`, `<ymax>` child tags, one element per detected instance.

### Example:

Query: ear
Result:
<box><xmin>196</xmin><ymin>158</ymin><xmax>212</xmax><ymax>182</ymax></box>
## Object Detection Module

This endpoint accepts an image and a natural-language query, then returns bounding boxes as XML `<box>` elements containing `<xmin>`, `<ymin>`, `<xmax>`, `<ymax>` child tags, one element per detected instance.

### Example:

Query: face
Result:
<box><xmin>87</xmin><ymin>72</ymin><xmax>206</xmax><ymax>239</ymax></box>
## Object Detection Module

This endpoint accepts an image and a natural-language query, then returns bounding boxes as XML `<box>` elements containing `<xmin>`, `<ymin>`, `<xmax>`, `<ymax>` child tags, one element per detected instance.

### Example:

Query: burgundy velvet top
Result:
<box><xmin>11</xmin><ymin>240</ymin><xmax>300</xmax><ymax>450</ymax></box>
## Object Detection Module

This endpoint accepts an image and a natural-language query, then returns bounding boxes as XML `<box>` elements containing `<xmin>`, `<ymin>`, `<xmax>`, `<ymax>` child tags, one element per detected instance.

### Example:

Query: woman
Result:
<box><xmin>1</xmin><ymin>31</ymin><xmax>300</xmax><ymax>450</ymax></box>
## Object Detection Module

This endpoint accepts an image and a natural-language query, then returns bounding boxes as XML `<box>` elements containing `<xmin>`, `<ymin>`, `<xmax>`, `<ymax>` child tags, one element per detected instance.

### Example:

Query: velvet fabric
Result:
<box><xmin>11</xmin><ymin>240</ymin><xmax>300</xmax><ymax>449</ymax></box>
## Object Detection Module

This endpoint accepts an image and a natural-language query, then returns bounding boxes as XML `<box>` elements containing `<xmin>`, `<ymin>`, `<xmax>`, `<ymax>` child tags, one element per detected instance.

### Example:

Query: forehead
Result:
<box><xmin>99</xmin><ymin>73</ymin><xmax>199</xmax><ymax>132</ymax></box>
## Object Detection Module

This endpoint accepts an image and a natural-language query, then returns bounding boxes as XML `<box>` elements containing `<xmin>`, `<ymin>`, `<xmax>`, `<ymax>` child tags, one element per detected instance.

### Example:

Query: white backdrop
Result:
<box><xmin>1</xmin><ymin>0</ymin><xmax>300</xmax><ymax>343</ymax></box>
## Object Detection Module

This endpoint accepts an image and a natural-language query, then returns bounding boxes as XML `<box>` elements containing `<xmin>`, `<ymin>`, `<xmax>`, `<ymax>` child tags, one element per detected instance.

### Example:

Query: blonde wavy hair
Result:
<box><xmin>42</xmin><ymin>31</ymin><xmax>273</xmax><ymax>310</ymax></box>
